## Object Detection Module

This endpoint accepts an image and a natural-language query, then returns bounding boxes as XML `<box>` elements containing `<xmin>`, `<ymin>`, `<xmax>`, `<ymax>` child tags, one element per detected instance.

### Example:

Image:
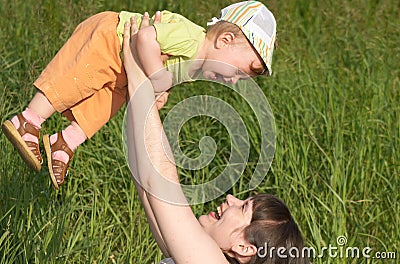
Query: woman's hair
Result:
<box><xmin>206</xmin><ymin>21</ymin><xmax>268</xmax><ymax>76</ymax></box>
<box><xmin>226</xmin><ymin>194</ymin><xmax>309</xmax><ymax>264</ymax></box>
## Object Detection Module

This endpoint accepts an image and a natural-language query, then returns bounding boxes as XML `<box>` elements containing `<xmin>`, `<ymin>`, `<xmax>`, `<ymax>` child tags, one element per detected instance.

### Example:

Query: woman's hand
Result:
<box><xmin>123</xmin><ymin>16</ymin><xmax>147</xmax><ymax>93</ymax></box>
<box><xmin>123</xmin><ymin>11</ymin><xmax>162</xmax><ymax>72</ymax></box>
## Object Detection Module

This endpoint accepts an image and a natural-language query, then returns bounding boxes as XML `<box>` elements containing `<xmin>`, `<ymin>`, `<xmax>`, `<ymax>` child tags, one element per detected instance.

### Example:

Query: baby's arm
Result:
<box><xmin>136</xmin><ymin>22</ymin><xmax>173</xmax><ymax>93</ymax></box>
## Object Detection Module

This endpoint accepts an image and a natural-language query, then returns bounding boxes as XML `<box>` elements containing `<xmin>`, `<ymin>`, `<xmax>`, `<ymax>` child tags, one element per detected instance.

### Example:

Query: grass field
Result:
<box><xmin>1</xmin><ymin>0</ymin><xmax>399</xmax><ymax>263</ymax></box>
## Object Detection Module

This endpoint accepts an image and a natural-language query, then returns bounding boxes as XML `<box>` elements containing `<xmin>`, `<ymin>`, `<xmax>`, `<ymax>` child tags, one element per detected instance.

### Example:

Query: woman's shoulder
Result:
<box><xmin>157</xmin><ymin>257</ymin><xmax>230</xmax><ymax>264</ymax></box>
<box><xmin>157</xmin><ymin>258</ymin><xmax>175</xmax><ymax>264</ymax></box>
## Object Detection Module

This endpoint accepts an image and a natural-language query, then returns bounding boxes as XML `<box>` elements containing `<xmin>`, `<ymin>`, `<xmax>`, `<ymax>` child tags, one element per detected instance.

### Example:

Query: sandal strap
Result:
<box><xmin>53</xmin><ymin>160</ymin><xmax>70</xmax><ymax>181</ymax></box>
<box><xmin>51</xmin><ymin>132</ymin><xmax>74</xmax><ymax>186</ymax></box>
<box><xmin>14</xmin><ymin>114</ymin><xmax>43</xmax><ymax>164</ymax></box>
<box><xmin>52</xmin><ymin>132</ymin><xmax>74</xmax><ymax>159</ymax></box>
<box><xmin>26</xmin><ymin>141</ymin><xmax>43</xmax><ymax>163</ymax></box>
<box><xmin>16</xmin><ymin>114</ymin><xmax>40</xmax><ymax>138</ymax></box>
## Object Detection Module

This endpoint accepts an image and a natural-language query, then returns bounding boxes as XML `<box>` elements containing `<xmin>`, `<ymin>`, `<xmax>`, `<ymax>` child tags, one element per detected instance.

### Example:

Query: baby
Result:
<box><xmin>2</xmin><ymin>1</ymin><xmax>276</xmax><ymax>189</ymax></box>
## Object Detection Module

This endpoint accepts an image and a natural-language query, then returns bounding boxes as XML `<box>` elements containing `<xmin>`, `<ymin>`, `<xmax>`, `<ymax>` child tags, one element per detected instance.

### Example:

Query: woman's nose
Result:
<box><xmin>226</xmin><ymin>194</ymin><xmax>242</xmax><ymax>206</ymax></box>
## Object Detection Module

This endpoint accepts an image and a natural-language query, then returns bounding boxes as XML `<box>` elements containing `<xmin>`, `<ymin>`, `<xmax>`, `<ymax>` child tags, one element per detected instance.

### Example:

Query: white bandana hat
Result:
<box><xmin>208</xmin><ymin>1</ymin><xmax>277</xmax><ymax>76</ymax></box>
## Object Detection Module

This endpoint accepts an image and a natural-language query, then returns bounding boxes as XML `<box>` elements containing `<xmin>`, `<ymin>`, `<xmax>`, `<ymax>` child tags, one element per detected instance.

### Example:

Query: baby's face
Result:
<box><xmin>201</xmin><ymin>41</ymin><xmax>264</xmax><ymax>84</ymax></box>
<box><xmin>201</xmin><ymin>60</ymin><xmax>249</xmax><ymax>84</ymax></box>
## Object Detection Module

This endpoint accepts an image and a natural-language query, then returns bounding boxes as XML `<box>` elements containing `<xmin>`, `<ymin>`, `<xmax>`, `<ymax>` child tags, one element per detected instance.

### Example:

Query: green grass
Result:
<box><xmin>1</xmin><ymin>0</ymin><xmax>399</xmax><ymax>263</ymax></box>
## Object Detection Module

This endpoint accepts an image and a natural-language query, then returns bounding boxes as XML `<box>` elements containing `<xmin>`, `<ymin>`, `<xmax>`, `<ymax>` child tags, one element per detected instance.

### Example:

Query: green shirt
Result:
<box><xmin>117</xmin><ymin>11</ymin><xmax>206</xmax><ymax>84</ymax></box>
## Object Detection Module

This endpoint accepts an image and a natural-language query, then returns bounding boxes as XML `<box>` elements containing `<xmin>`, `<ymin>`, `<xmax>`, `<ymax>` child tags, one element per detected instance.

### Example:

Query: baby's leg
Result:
<box><xmin>27</xmin><ymin>91</ymin><xmax>56</xmax><ymax>119</ymax></box>
<box><xmin>2</xmin><ymin>90</ymin><xmax>55</xmax><ymax>171</ymax></box>
<box><xmin>49</xmin><ymin>121</ymin><xmax>87</xmax><ymax>164</ymax></box>
<box><xmin>43</xmin><ymin>83</ymin><xmax>126</xmax><ymax>188</ymax></box>
<box><xmin>10</xmin><ymin>91</ymin><xmax>55</xmax><ymax>139</ymax></box>
<box><xmin>43</xmin><ymin>119</ymin><xmax>87</xmax><ymax>188</ymax></box>
<box><xmin>35</xmin><ymin>12</ymin><xmax>126</xmax><ymax>188</ymax></box>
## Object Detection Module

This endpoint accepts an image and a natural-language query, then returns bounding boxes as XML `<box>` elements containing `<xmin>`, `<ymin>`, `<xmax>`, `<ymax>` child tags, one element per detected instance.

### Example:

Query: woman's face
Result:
<box><xmin>198</xmin><ymin>194</ymin><xmax>254</xmax><ymax>250</ymax></box>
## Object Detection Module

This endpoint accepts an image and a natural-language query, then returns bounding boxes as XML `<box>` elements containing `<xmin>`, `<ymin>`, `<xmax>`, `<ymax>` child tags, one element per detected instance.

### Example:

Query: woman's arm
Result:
<box><xmin>123</xmin><ymin>18</ymin><xmax>228</xmax><ymax>264</ymax></box>
<box><xmin>123</xmin><ymin>14</ymin><xmax>170</xmax><ymax>257</ymax></box>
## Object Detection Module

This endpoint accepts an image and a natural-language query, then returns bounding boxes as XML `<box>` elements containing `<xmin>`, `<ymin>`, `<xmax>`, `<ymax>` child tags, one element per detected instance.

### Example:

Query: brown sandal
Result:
<box><xmin>2</xmin><ymin>114</ymin><xmax>43</xmax><ymax>171</ymax></box>
<box><xmin>43</xmin><ymin>132</ymin><xmax>74</xmax><ymax>189</ymax></box>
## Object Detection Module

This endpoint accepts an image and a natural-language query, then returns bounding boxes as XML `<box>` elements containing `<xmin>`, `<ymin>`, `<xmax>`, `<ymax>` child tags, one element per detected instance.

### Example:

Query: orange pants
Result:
<box><xmin>34</xmin><ymin>12</ymin><xmax>127</xmax><ymax>138</ymax></box>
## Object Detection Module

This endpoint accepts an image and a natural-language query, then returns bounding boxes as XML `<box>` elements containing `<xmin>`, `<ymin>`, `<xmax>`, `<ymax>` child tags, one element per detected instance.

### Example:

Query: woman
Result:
<box><xmin>123</xmin><ymin>14</ymin><xmax>308</xmax><ymax>264</ymax></box>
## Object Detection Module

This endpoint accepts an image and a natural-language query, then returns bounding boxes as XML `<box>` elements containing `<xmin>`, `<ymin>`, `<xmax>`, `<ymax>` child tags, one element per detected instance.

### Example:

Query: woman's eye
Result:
<box><xmin>236</xmin><ymin>69</ymin><xmax>245</xmax><ymax>76</ymax></box>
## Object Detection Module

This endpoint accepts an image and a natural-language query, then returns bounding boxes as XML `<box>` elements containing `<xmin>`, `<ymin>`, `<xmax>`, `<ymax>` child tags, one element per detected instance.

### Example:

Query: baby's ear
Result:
<box><xmin>155</xmin><ymin>92</ymin><xmax>169</xmax><ymax>110</ymax></box>
<box><xmin>216</xmin><ymin>32</ymin><xmax>236</xmax><ymax>48</ymax></box>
